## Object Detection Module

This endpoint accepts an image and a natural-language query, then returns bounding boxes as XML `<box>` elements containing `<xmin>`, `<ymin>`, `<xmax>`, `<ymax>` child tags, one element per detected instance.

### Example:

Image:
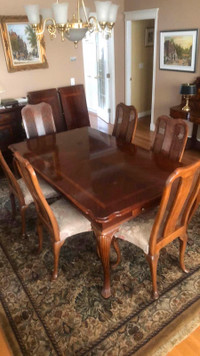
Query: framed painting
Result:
<box><xmin>160</xmin><ymin>29</ymin><xmax>198</xmax><ymax>72</ymax></box>
<box><xmin>0</xmin><ymin>16</ymin><xmax>48</xmax><ymax>72</ymax></box>
<box><xmin>145</xmin><ymin>28</ymin><xmax>154</xmax><ymax>47</ymax></box>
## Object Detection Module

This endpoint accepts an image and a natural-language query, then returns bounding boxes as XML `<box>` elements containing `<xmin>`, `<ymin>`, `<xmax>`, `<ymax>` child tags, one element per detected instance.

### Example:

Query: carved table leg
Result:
<box><xmin>94</xmin><ymin>229</ymin><xmax>113</xmax><ymax>298</ymax></box>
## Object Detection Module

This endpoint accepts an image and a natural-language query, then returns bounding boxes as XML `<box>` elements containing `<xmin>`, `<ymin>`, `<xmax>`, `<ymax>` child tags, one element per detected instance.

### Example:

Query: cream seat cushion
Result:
<box><xmin>18</xmin><ymin>177</ymin><xmax>59</xmax><ymax>205</ymax></box>
<box><xmin>115</xmin><ymin>208</ymin><xmax>158</xmax><ymax>254</ymax></box>
<box><xmin>50</xmin><ymin>198</ymin><xmax>91</xmax><ymax>241</ymax></box>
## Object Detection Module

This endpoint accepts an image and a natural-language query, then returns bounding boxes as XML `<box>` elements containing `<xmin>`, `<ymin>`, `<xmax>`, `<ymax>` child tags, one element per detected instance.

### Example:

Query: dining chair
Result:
<box><xmin>21</xmin><ymin>102</ymin><xmax>56</xmax><ymax>139</ymax></box>
<box><xmin>14</xmin><ymin>151</ymin><xmax>92</xmax><ymax>280</ymax></box>
<box><xmin>114</xmin><ymin>160</ymin><xmax>200</xmax><ymax>299</ymax></box>
<box><xmin>58</xmin><ymin>85</ymin><xmax>90</xmax><ymax>129</ymax></box>
<box><xmin>151</xmin><ymin>115</ymin><xmax>188</xmax><ymax>162</ymax></box>
<box><xmin>0</xmin><ymin>151</ymin><xmax>59</xmax><ymax>237</ymax></box>
<box><xmin>112</xmin><ymin>103</ymin><xmax>138</xmax><ymax>143</ymax></box>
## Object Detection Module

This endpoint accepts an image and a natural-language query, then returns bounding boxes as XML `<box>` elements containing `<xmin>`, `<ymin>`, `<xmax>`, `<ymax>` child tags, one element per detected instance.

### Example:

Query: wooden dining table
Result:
<box><xmin>9</xmin><ymin>127</ymin><xmax>180</xmax><ymax>298</ymax></box>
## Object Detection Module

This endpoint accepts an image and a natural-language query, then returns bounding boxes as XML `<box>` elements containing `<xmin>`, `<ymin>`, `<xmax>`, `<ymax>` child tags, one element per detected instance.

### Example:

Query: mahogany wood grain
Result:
<box><xmin>58</xmin><ymin>85</ymin><xmax>90</xmax><ymax>129</ymax></box>
<box><xmin>9</xmin><ymin>127</ymin><xmax>181</xmax><ymax>298</ymax></box>
<box><xmin>28</xmin><ymin>88</ymin><xmax>66</xmax><ymax>132</ymax></box>
<box><xmin>21</xmin><ymin>102</ymin><xmax>56</xmax><ymax>139</ymax></box>
<box><xmin>112</xmin><ymin>103</ymin><xmax>138</xmax><ymax>143</ymax></box>
<box><xmin>151</xmin><ymin>115</ymin><xmax>188</xmax><ymax>162</ymax></box>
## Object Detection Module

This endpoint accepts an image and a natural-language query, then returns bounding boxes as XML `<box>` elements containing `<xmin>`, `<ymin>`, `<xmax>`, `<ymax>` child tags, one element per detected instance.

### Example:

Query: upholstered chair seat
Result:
<box><xmin>50</xmin><ymin>198</ymin><xmax>91</xmax><ymax>241</ymax></box>
<box><xmin>115</xmin><ymin>208</ymin><xmax>157</xmax><ymax>254</ymax></box>
<box><xmin>18</xmin><ymin>177</ymin><xmax>59</xmax><ymax>206</ymax></box>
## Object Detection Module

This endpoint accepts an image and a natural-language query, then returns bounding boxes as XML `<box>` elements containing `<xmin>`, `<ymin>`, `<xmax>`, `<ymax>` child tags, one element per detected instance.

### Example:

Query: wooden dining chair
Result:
<box><xmin>14</xmin><ymin>151</ymin><xmax>92</xmax><ymax>280</ymax></box>
<box><xmin>114</xmin><ymin>160</ymin><xmax>200</xmax><ymax>299</ymax></box>
<box><xmin>112</xmin><ymin>103</ymin><xmax>138</xmax><ymax>143</ymax></box>
<box><xmin>58</xmin><ymin>85</ymin><xmax>90</xmax><ymax>129</ymax></box>
<box><xmin>151</xmin><ymin>116</ymin><xmax>188</xmax><ymax>162</ymax></box>
<box><xmin>0</xmin><ymin>151</ymin><xmax>59</xmax><ymax>237</ymax></box>
<box><xmin>21</xmin><ymin>102</ymin><xmax>56</xmax><ymax>139</ymax></box>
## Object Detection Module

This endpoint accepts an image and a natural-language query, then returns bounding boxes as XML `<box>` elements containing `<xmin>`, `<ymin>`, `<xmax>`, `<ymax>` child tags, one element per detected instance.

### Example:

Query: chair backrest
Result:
<box><xmin>21</xmin><ymin>102</ymin><xmax>56</xmax><ymax>139</ymax></box>
<box><xmin>28</xmin><ymin>88</ymin><xmax>66</xmax><ymax>132</ymax></box>
<box><xmin>14</xmin><ymin>152</ymin><xmax>60</xmax><ymax>241</ymax></box>
<box><xmin>112</xmin><ymin>103</ymin><xmax>138</xmax><ymax>143</ymax></box>
<box><xmin>151</xmin><ymin>116</ymin><xmax>188</xmax><ymax>162</ymax></box>
<box><xmin>149</xmin><ymin>160</ymin><xmax>200</xmax><ymax>254</ymax></box>
<box><xmin>58</xmin><ymin>85</ymin><xmax>90</xmax><ymax>129</ymax></box>
<box><xmin>0</xmin><ymin>151</ymin><xmax>25</xmax><ymax>204</ymax></box>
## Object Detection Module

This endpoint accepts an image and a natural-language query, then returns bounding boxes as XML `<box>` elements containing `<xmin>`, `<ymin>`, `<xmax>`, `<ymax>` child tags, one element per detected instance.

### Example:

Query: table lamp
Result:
<box><xmin>0</xmin><ymin>82</ymin><xmax>5</xmax><ymax>106</ymax></box>
<box><xmin>180</xmin><ymin>83</ymin><xmax>196</xmax><ymax>112</ymax></box>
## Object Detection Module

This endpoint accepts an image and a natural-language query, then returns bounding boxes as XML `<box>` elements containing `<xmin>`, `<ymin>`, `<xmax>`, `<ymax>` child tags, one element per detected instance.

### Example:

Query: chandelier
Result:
<box><xmin>25</xmin><ymin>0</ymin><xmax>119</xmax><ymax>45</ymax></box>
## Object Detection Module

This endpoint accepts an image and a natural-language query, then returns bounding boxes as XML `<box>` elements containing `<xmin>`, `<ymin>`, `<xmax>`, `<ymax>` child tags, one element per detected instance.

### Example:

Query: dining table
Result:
<box><xmin>9</xmin><ymin>127</ymin><xmax>180</xmax><ymax>298</ymax></box>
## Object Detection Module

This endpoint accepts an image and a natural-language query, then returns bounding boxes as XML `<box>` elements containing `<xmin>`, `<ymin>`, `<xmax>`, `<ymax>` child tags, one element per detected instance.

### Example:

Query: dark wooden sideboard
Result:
<box><xmin>170</xmin><ymin>77</ymin><xmax>200</xmax><ymax>150</ymax></box>
<box><xmin>0</xmin><ymin>105</ymin><xmax>25</xmax><ymax>159</ymax></box>
<box><xmin>0</xmin><ymin>84</ymin><xmax>90</xmax><ymax>161</ymax></box>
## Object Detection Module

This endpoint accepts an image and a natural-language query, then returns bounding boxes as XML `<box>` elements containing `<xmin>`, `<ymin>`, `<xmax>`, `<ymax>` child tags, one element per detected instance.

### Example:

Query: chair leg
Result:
<box><xmin>179</xmin><ymin>234</ymin><xmax>189</xmax><ymax>273</ymax></box>
<box><xmin>10</xmin><ymin>193</ymin><xmax>16</xmax><ymax>220</ymax></box>
<box><xmin>111</xmin><ymin>237</ymin><xmax>121</xmax><ymax>269</ymax></box>
<box><xmin>51</xmin><ymin>241</ymin><xmax>64</xmax><ymax>280</ymax></box>
<box><xmin>146</xmin><ymin>253</ymin><xmax>159</xmax><ymax>300</ymax></box>
<box><xmin>20</xmin><ymin>205</ymin><xmax>28</xmax><ymax>238</ymax></box>
<box><xmin>36</xmin><ymin>220</ymin><xmax>43</xmax><ymax>253</ymax></box>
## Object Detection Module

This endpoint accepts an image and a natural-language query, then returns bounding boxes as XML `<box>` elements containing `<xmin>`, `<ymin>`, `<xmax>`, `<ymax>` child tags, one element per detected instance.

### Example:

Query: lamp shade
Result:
<box><xmin>95</xmin><ymin>1</ymin><xmax>111</xmax><ymax>22</ymax></box>
<box><xmin>52</xmin><ymin>2</ymin><xmax>68</xmax><ymax>24</ymax></box>
<box><xmin>25</xmin><ymin>5</ymin><xmax>40</xmax><ymax>24</ymax></box>
<box><xmin>108</xmin><ymin>4</ymin><xmax>119</xmax><ymax>22</ymax></box>
<box><xmin>180</xmin><ymin>83</ymin><xmax>196</xmax><ymax>95</ymax></box>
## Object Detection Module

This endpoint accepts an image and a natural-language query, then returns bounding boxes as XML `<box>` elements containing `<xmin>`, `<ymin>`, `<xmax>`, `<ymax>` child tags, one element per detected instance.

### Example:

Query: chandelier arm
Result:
<box><xmin>34</xmin><ymin>17</ymin><xmax>57</xmax><ymax>36</ymax></box>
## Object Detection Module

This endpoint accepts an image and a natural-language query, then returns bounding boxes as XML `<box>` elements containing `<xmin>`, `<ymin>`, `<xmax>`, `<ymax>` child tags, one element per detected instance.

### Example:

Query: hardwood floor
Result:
<box><xmin>90</xmin><ymin>114</ymin><xmax>200</xmax><ymax>355</ymax></box>
<box><xmin>167</xmin><ymin>326</ymin><xmax>200</xmax><ymax>356</ymax></box>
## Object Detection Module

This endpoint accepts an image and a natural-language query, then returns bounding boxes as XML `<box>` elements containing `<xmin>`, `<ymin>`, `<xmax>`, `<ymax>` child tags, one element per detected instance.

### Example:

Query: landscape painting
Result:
<box><xmin>160</xmin><ymin>29</ymin><xmax>198</xmax><ymax>72</ymax></box>
<box><xmin>0</xmin><ymin>16</ymin><xmax>48</xmax><ymax>72</ymax></box>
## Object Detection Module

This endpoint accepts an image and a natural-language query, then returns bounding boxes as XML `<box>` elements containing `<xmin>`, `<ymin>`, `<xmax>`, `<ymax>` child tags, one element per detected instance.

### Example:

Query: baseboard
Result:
<box><xmin>138</xmin><ymin>110</ymin><xmax>151</xmax><ymax>118</ymax></box>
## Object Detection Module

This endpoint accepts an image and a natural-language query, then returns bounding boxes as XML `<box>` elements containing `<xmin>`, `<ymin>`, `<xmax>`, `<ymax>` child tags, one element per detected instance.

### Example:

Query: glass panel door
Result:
<box><xmin>83</xmin><ymin>32</ymin><xmax>114</xmax><ymax>124</ymax></box>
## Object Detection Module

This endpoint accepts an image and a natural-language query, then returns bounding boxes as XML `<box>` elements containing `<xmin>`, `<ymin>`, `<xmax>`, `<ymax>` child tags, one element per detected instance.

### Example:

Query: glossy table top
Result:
<box><xmin>9</xmin><ymin>127</ymin><xmax>179</xmax><ymax>224</ymax></box>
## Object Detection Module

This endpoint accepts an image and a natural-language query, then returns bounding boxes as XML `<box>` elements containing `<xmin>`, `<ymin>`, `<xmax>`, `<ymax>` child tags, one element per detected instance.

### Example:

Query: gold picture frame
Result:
<box><xmin>0</xmin><ymin>16</ymin><xmax>48</xmax><ymax>72</ymax></box>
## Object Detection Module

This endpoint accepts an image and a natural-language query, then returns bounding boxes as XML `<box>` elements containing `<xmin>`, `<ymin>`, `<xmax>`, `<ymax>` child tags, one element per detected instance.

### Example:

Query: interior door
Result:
<box><xmin>83</xmin><ymin>32</ymin><xmax>115</xmax><ymax>123</ymax></box>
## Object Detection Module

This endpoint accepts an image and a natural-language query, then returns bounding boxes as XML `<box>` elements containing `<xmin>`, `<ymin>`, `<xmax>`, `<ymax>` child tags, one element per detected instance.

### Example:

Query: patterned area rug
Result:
<box><xmin>0</xmin><ymin>192</ymin><xmax>200</xmax><ymax>355</ymax></box>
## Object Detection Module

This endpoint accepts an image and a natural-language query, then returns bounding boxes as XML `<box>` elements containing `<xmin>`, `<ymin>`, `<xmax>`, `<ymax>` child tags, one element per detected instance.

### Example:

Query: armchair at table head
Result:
<box><xmin>114</xmin><ymin>160</ymin><xmax>200</xmax><ymax>299</ymax></box>
<box><xmin>21</xmin><ymin>102</ymin><xmax>56</xmax><ymax>139</ymax></box>
<box><xmin>151</xmin><ymin>115</ymin><xmax>188</xmax><ymax>162</ymax></box>
<box><xmin>112</xmin><ymin>103</ymin><xmax>138</xmax><ymax>143</ymax></box>
<box><xmin>13</xmin><ymin>151</ymin><xmax>91</xmax><ymax>280</ymax></box>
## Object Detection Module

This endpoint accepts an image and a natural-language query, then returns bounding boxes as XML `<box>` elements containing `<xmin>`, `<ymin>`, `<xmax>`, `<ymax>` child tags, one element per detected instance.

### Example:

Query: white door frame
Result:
<box><xmin>125</xmin><ymin>8</ymin><xmax>159</xmax><ymax>131</ymax></box>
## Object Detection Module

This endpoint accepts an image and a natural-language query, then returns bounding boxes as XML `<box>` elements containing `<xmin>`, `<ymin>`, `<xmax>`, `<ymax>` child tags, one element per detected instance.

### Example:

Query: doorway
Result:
<box><xmin>82</xmin><ymin>32</ymin><xmax>115</xmax><ymax>124</ymax></box>
<box><xmin>125</xmin><ymin>8</ymin><xmax>159</xmax><ymax>131</ymax></box>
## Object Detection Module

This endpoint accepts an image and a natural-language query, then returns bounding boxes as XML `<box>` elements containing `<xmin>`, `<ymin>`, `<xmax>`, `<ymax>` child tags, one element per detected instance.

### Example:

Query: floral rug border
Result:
<box><xmin>0</xmin><ymin>234</ymin><xmax>200</xmax><ymax>356</ymax></box>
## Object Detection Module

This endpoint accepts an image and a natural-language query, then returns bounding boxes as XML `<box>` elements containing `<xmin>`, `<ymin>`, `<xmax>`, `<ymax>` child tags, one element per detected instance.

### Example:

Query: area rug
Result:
<box><xmin>0</xmin><ymin>193</ymin><xmax>200</xmax><ymax>356</ymax></box>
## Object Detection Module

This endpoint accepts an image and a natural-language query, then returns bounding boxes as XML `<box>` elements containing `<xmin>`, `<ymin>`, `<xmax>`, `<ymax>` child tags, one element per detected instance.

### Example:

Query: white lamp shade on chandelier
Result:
<box><xmin>25</xmin><ymin>0</ymin><xmax>119</xmax><ymax>44</ymax></box>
